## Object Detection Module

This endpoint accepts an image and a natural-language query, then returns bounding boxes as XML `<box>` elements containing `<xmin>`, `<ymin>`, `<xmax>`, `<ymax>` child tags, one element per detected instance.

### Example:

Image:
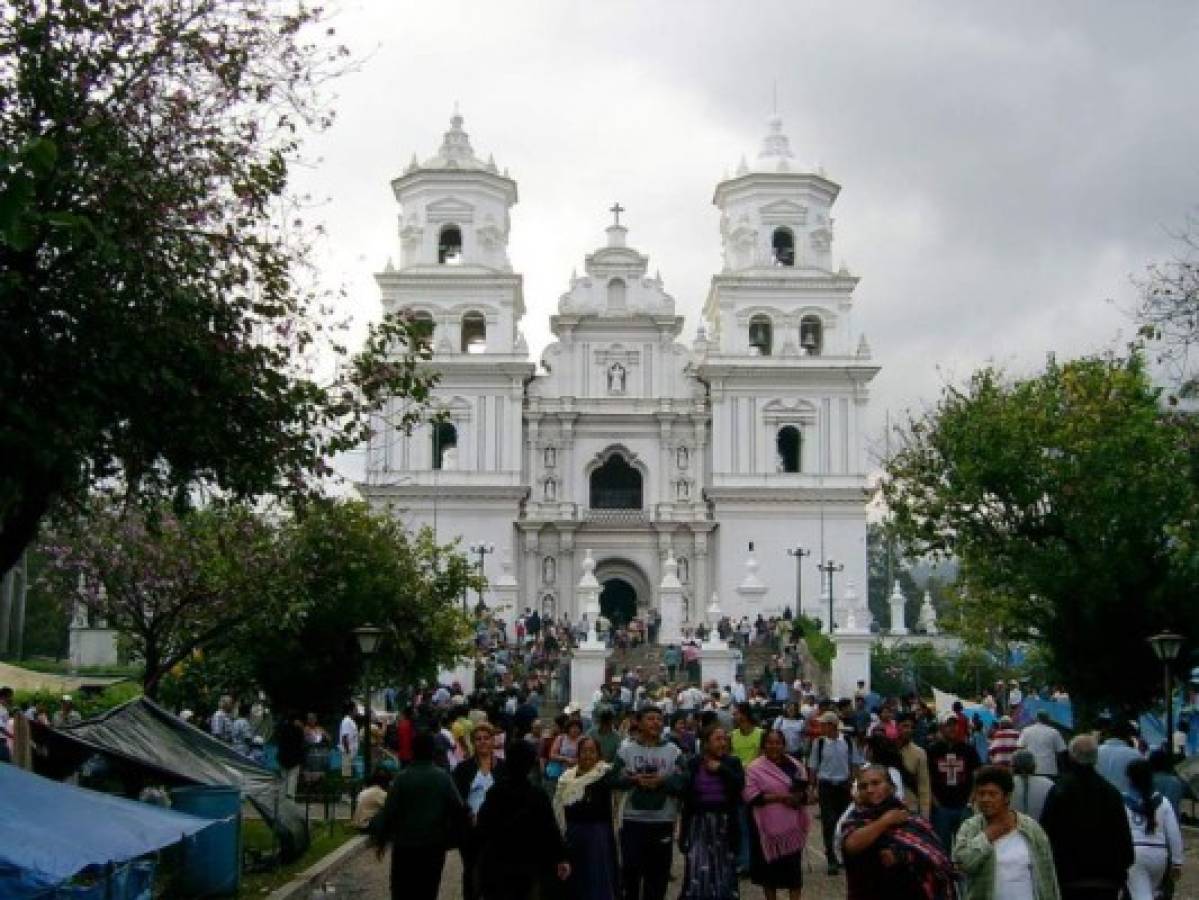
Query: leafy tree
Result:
<box><xmin>1135</xmin><ymin>214</ymin><xmax>1199</xmax><ymax>395</ymax></box>
<box><xmin>206</xmin><ymin>501</ymin><xmax>477</xmax><ymax>718</ymax></box>
<box><xmin>871</xmin><ymin>643</ymin><xmax>1003</xmax><ymax>702</ymax></box>
<box><xmin>883</xmin><ymin>353</ymin><xmax>1199</xmax><ymax>719</ymax></box>
<box><xmin>0</xmin><ymin>0</ymin><xmax>436</xmax><ymax>575</ymax></box>
<box><xmin>15</xmin><ymin>549</ymin><xmax>71</xmax><ymax>660</ymax></box>
<box><xmin>39</xmin><ymin>499</ymin><xmax>285</xmax><ymax>698</ymax></box>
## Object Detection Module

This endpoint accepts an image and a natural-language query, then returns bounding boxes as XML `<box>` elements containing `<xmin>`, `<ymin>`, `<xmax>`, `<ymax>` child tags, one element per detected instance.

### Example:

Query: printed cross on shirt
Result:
<box><xmin>938</xmin><ymin>754</ymin><xmax>965</xmax><ymax>786</ymax></box>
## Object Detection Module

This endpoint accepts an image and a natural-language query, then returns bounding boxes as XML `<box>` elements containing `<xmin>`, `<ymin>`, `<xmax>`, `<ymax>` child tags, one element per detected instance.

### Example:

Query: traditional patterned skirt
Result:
<box><xmin>681</xmin><ymin>811</ymin><xmax>740</xmax><ymax>900</ymax></box>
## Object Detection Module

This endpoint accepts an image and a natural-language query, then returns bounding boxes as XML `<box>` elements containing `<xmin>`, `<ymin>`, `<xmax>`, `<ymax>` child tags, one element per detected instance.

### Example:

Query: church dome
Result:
<box><xmin>409</xmin><ymin>109</ymin><xmax>500</xmax><ymax>174</ymax></box>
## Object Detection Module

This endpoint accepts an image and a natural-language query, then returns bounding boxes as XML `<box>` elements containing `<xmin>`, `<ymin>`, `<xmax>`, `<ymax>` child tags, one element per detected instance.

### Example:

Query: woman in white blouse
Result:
<box><xmin>1123</xmin><ymin>758</ymin><xmax>1184</xmax><ymax>900</ymax></box>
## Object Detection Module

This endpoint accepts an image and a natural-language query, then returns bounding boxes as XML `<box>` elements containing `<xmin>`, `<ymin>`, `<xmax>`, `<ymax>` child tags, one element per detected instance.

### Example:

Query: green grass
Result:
<box><xmin>238</xmin><ymin>819</ymin><xmax>359</xmax><ymax>896</ymax></box>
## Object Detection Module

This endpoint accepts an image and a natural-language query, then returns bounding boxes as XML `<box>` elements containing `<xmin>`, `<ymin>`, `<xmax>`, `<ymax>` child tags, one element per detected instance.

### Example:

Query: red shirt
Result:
<box><xmin>397</xmin><ymin>717</ymin><xmax>414</xmax><ymax>762</ymax></box>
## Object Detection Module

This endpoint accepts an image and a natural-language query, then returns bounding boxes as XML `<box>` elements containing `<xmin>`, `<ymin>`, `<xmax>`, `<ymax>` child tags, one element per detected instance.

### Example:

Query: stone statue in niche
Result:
<box><xmin>542</xmin><ymin>594</ymin><xmax>556</xmax><ymax>617</ymax></box>
<box><xmin>542</xmin><ymin>556</ymin><xmax>556</xmax><ymax>585</ymax></box>
<box><xmin>676</xmin><ymin>479</ymin><xmax>690</xmax><ymax>500</ymax></box>
<box><xmin>544</xmin><ymin>477</ymin><xmax>556</xmax><ymax>501</ymax></box>
<box><xmin>678</xmin><ymin>557</ymin><xmax>689</xmax><ymax>584</ymax></box>
<box><xmin>543</xmin><ymin>445</ymin><xmax>556</xmax><ymax>468</ymax></box>
<box><xmin>676</xmin><ymin>446</ymin><xmax>689</xmax><ymax>469</ymax></box>
<box><xmin>607</xmin><ymin>363</ymin><xmax>626</xmax><ymax>394</ymax></box>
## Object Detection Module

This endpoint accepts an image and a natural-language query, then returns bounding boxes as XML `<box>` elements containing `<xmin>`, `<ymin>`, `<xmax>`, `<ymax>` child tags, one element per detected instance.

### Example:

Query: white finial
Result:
<box><xmin>758</xmin><ymin>114</ymin><xmax>795</xmax><ymax>164</ymax></box>
<box><xmin>856</xmin><ymin>334</ymin><xmax>872</xmax><ymax>358</ymax></box>
<box><xmin>703</xmin><ymin>592</ymin><xmax>727</xmax><ymax>648</ymax></box>
<box><xmin>889</xmin><ymin>581</ymin><xmax>908</xmax><ymax>634</ymax></box>
<box><xmin>736</xmin><ymin>155</ymin><xmax>749</xmax><ymax>176</ymax></box>
<box><xmin>406</xmin><ymin>153</ymin><xmax>419</xmax><ymax>173</ymax></box>
<box><xmin>919</xmin><ymin>590</ymin><xmax>939</xmax><ymax>635</ymax></box>
<box><xmin>581</xmin><ymin>549</ymin><xmax>596</xmax><ymax>579</ymax></box>
<box><xmin>383</xmin><ymin>257</ymin><xmax>394</xmax><ymax>273</ymax></box>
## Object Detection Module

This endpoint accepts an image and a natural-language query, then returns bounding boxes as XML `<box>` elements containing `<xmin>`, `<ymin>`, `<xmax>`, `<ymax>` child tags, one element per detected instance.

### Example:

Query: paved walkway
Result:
<box><xmin>321</xmin><ymin>825</ymin><xmax>841</xmax><ymax>899</ymax></box>
<box><xmin>318</xmin><ymin>819</ymin><xmax>1199</xmax><ymax>899</ymax></box>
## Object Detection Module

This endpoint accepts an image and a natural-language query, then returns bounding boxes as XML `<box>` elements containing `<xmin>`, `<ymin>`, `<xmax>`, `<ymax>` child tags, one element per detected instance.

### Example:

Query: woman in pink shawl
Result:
<box><xmin>742</xmin><ymin>728</ymin><xmax>811</xmax><ymax>900</ymax></box>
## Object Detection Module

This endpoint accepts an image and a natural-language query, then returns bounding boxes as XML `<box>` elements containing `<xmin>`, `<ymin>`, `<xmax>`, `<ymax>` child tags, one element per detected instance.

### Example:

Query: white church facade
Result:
<box><xmin>360</xmin><ymin>112</ymin><xmax>879</xmax><ymax>634</ymax></box>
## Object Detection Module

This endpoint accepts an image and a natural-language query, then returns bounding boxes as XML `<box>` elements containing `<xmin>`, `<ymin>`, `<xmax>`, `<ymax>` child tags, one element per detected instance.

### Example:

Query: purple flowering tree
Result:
<box><xmin>41</xmin><ymin>499</ymin><xmax>285</xmax><ymax>698</ymax></box>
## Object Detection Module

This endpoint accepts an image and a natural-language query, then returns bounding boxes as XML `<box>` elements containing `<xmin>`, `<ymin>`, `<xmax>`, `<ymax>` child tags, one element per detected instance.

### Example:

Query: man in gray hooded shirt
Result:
<box><xmin>614</xmin><ymin>706</ymin><xmax>685</xmax><ymax>900</ymax></box>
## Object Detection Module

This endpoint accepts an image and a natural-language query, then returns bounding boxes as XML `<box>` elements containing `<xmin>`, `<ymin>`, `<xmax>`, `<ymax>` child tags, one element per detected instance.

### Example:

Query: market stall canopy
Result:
<box><xmin>0</xmin><ymin>660</ymin><xmax>125</xmax><ymax>693</ymax></box>
<box><xmin>0</xmin><ymin>764</ymin><xmax>216</xmax><ymax>898</ymax></box>
<box><xmin>46</xmin><ymin>697</ymin><xmax>308</xmax><ymax>860</ymax></box>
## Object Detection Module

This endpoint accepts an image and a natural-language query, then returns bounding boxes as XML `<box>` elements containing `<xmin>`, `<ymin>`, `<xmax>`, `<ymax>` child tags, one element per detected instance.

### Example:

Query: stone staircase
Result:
<box><xmin>545</xmin><ymin>638</ymin><xmax>830</xmax><ymax>719</ymax></box>
<box><xmin>603</xmin><ymin>641</ymin><xmax>794</xmax><ymax>689</ymax></box>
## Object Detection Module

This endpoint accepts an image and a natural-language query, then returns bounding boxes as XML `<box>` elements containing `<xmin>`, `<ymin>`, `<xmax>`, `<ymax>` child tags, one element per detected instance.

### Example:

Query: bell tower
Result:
<box><xmin>698</xmin><ymin>113</ymin><xmax>878</xmax><ymax>625</ymax></box>
<box><xmin>362</xmin><ymin>113</ymin><xmax>533</xmax><ymax>616</ymax></box>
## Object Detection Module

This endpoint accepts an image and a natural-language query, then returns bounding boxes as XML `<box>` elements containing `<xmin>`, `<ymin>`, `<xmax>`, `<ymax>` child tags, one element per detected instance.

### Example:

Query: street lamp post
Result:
<box><xmin>1147</xmin><ymin>631</ymin><xmax>1184</xmax><ymax>759</ymax></box>
<box><xmin>786</xmin><ymin>546</ymin><xmax>811</xmax><ymax>619</ymax></box>
<box><xmin>353</xmin><ymin>624</ymin><xmax>384</xmax><ymax>779</ymax></box>
<box><xmin>468</xmin><ymin>542</ymin><xmax>495</xmax><ymax>614</ymax></box>
<box><xmin>817</xmin><ymin>559</ymin><xmax>844</xmax><ymax>633</ymax></box>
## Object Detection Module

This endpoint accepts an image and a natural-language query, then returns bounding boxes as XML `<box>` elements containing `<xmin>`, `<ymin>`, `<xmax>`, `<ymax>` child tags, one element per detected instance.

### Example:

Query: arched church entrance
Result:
<box><xmin>593</xmin><ymin>559</ymin><xmax>652</xmax><ymax>628</ymax></box>
<box><xmin>599</xmin><ymin>578</ymin><xmax>637</xmax><ymax>626</ymax></box>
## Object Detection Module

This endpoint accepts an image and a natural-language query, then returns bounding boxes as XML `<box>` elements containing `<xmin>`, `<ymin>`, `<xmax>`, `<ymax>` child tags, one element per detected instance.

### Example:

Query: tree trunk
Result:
<box><xmin>142</xmin><ymin>641</ymin><xmax>162</xmax><ymax>700</ymax></box>
<box><xmin>0</xmin><ymin>483</ymin><xmax>54</xmax><ymax>576</ymax></box>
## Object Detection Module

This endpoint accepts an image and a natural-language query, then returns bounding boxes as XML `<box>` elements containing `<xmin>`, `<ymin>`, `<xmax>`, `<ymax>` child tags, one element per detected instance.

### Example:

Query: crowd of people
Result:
<box><xmin>4</xmin><ymin>606</ymin><xmax>1192</xmax><ymax>900</ymax></box>
<box><xmin>343</xmin><ymin>664</ymin><xmax>1190</xmax><ymax>900</ymax></box>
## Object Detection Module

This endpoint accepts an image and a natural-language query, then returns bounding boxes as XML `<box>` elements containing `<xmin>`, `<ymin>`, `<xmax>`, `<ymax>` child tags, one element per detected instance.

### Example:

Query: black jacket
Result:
<box><xmin>275</xmin><ymin>720</ymin><xmax>305</xmax><ymax>769</ymax></box>
<box><xmin>678</xmin><ymin>754</ymin><xmax>745</xmax><ymax>852</ymax></box>
<box><xmin>475</xmin><ymin>775</ymin><xmax>567</xmax><ymax>898</ymax></box>
<box><xmin>1040</xmin><ymin>763</ymin><xmax>1135</xmax><ymax>889</ymax></box>
<box><xmin>452</xmin><ymin>756</ymin><xmax>507</xmax><ymax>804</ymax></box>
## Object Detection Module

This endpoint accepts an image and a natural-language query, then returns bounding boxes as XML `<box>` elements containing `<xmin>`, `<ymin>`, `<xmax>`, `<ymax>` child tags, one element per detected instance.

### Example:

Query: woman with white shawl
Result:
<box><xmin>553</xmin><ymin>735</ymin><xmax>619</xmax><ymax>900</ymax></box>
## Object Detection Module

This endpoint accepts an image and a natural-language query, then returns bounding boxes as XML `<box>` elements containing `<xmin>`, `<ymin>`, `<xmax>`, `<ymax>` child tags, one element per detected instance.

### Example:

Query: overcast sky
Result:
<box><xmin>295</xmin><ymin>2</ymin><xmax>1199</xmax><ymax>479</ymax></box>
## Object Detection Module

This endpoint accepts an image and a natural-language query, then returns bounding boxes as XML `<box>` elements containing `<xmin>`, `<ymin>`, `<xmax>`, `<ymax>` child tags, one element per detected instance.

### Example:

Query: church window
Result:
<box><xmin>607</xmin><ymin>277</ymin><xmax>627</xmax><ymax>310</ymax></box>
<box><xmin>772</xmin><ymin>227</ymin><xmax>795</xmax><ymax>267</ymax></box>
<box><xmin>461</xmin><ymin>311</ymin><xmax>487</xmax><ymax>353</ymax></box>
<box><xmin>408</xmin><ymin>310</ymin><xmax>434</xmax><ymax>352</ymax></box>
<box><xmin>438</xmin><ymin>225</ymin><xmax>462</xmax><ymax>264</ymax></box>
<box><xmin>590</xmin><ymin>454</ymin><xmax>643</xmax><ymax>510</ymax></box>
<box><xmin>800</xmin><ymin>315</ymin><xmax>823</xmax><ymax>355</ymax></box>
<box><xmin>432</xmin><ymin>422</ymin><xmax>457</xmax><ymax>470</ymax></box>
<box><xmin>777</xmin><ymin>425</ymin><xmax>801</xmax><ymax>473</ymax></box>
<box><xmin>748</xmin><ymin>315</ymin><xmax>773</xmax><ymax>356</ymax></box>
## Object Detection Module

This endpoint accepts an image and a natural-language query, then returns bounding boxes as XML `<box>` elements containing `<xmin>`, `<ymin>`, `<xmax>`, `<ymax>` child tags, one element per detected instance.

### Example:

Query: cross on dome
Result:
<box><xmin>757</xmin><ymin>114</ymin><xmax>795</xmax><ymax>169</ymax></box>
<box><xmin>609</xmin><ymin>202</ymin><xmax>625</xmax><ymax>227</ymax></box>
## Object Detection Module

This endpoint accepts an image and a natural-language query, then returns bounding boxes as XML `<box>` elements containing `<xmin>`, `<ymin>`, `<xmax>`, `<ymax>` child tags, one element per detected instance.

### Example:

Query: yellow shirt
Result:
<box><xmin>730</xmin><ymin>727</ymin><xmax>762</xmax><ymax>768</ymax></box>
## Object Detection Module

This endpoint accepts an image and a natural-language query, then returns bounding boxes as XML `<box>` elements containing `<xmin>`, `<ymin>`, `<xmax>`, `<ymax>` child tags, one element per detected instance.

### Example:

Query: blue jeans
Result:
<box><xmin>931</xmin><ymin>804</ymin><xmax>971</xmax><ymax>852</ymax></box>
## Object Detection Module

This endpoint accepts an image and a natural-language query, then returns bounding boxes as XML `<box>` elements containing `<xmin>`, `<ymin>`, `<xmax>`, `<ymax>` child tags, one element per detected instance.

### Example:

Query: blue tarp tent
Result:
<box><xmin>0</xmin><ymin>764</ymin><xmax>217</xmax><ymax>899</ymax></box>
